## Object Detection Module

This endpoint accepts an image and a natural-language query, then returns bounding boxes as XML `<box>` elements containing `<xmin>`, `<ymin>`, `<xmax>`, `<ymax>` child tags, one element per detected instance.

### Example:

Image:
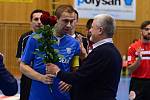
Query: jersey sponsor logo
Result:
<box><xmin>59</xmin><ymin>57</ymin><xmax>71</xmax><ymax>64</ymax></box>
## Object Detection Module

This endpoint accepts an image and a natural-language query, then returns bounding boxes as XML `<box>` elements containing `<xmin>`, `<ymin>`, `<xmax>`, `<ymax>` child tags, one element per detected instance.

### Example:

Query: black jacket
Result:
<box><xmin>16</xmin><ymin>31</ymin><xmax>33</xmax><ymax>58</ymax></box>
<box><xmin>58</xmin><ymin>43</ymin><xmax>122</xmax><ymax>100</ymax></box>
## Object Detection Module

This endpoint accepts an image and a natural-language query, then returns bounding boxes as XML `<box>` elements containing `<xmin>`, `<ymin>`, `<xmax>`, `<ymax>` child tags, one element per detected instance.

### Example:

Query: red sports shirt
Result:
<box><xmin>128</xmin><ymin>40</ymin><xmax>150</xmax><ymax>78</ymax></box>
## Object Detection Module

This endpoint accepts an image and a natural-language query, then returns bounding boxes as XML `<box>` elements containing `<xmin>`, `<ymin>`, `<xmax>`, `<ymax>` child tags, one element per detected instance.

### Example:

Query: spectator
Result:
<box><xmin>70</xmin><ymin>9</ymin><xmax>88</xmax><ymax>53</ymax></box>
<box><xmin>16</xmin><ymin>9</ymin><xmax>43</xmax><ymax>62</ymax></box>
<box><xmin>86</xmin><ymin>19</ymin><xmax>94</xmax><ymax>53</ymax></box>
<box><xmin>67</xmin><ymin>9</ymin><xmax>88</xmax><ymax>67</ymax></box>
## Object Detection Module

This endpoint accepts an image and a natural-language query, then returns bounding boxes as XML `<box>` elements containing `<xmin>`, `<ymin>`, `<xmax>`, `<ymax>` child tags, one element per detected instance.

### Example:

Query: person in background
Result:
<box><xmin>72</xmin><ymin>10</ymin><xmax>88</xmax><ymax>53</ymax></box>
<box><xmin>46</xmin><ymin>14</ymin><xmax>122</xmax><ymax>100</ymax></box>
<box><xmin>86</xmin><ymin>18</ymin><xmax>94</xmax><ymax>53</ymax></box>
<box><xmin>16</xmin><ymin>9</ymin><xmax>43</xmax><ymax>62</ymax></box>
<box><xmin>128</xmin><ymin>21</ymin><xmax>150</xmax><ymax>100</ymax></box>
<box><xmin>66</xmin><ymin>9</ymin><xmax>87</xmax><ymax>66</ymax></box>
<box><xmin>74</xmin><ymin>10</ymin><xmax>88</xmax><ymax>61</ymax></box>
<box><xmin>20</xmin><ymin>5</ymin><xmax>80</xmax><ymax>100</ymax></box>
<box><xmin>16</xmin><ymin>9</ymin><xmax>43</xmax><ymax>100</ymax></box>
<box><xmin>0</xmin><ymin>53</ymin><xmax>18</xmax><ymax>96</ymax></box>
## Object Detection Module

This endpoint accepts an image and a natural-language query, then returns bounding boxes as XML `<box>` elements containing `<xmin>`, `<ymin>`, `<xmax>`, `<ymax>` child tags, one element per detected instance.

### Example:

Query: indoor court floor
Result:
<box><xmin>0</xmin><ymin>77</ymin><xmax>130</xmax><ymax>100</ymax></box>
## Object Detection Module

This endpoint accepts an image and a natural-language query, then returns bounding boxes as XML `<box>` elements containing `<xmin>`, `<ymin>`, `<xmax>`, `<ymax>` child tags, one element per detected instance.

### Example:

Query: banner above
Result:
<box><xmin>74</xmin><ymin>0</ymin><xmax>136</xmax><ymax>20</ymax></box>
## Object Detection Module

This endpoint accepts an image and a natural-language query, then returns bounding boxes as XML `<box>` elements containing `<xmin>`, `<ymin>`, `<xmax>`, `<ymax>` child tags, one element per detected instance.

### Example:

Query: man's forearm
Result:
<box><xmin>128</xmin><ymin>57</ymin><xmax>141</xmax><ymax>74</ymax></box>
<box><xmin>20</xmin><ymin>62</ymin><xmax>43</xmax><ymax>82</ymax></box>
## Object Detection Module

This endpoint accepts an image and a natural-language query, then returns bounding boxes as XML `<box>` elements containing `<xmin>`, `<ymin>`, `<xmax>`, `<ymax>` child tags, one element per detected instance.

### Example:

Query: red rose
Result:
<box><xmin>49</xmin><ymin>16</ymin><xmax>57</xmax><ymax>26</ymax></box>
<box><xmin>40</xmin><ymin>11</ymin><xmax>57</xmax><ymax>26</ymax></box>
<box><xmin>40</xmin><ymin>11</ymin><xmax>51</xmax><ymax>25</ymax></box>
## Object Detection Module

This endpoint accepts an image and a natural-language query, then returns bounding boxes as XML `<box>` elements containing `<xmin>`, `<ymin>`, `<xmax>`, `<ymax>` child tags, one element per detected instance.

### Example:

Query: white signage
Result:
<box><xmin>74</xmin><ymin>0</ymin><xmax>136</xmax><ymax>20</ymax></box>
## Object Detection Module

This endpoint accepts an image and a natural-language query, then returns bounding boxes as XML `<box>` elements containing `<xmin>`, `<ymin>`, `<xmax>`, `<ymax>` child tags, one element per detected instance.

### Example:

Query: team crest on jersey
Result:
<box><xmin>66</xmin><ymin>48</ymin><xmax>72</xmax><ymax>54</ymax></box>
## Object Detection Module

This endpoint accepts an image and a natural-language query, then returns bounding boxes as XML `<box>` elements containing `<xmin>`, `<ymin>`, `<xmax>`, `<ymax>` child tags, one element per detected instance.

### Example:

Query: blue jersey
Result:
<box><xmin>21</xmin><ymin>33</ymin><xmax>80</xmax><ymax>100</ymax></box>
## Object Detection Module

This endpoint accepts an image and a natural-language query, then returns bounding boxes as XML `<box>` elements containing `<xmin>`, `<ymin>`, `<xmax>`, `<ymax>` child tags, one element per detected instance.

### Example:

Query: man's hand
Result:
<box><xmin>79</xmin><ymin>42</ymin><xmax>87</xmax><ymax>60</ymax></box>
<box><xmin>40</xmin><ymin>74</ymin><xmax>55</xmax><ymax>84</ymax></box>
<box><xmin>46</xmin><ymin>63</ymin><xmax>60</xmax><ymax>76</ymax></box>
<box><xmin>76</xmin><ymin>34</ymin><xmax>88</xmax><ymax>60</ymax></box>
<box><xmin>59</xmin><ymin>81</ymin><xmax>72</xmax><ymax>92</ymax></box>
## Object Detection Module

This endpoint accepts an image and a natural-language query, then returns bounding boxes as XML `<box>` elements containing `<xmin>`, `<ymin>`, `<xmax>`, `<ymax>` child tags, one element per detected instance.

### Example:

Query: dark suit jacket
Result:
<box><xmin>0</xmin><ymin>54</ymin><xmax>18</xmax><ymax>96</ymax></box>
<box><xmin>57</xmin><ymin>43</ymin><xmax>122</xmax><ymax>100</ymax></box>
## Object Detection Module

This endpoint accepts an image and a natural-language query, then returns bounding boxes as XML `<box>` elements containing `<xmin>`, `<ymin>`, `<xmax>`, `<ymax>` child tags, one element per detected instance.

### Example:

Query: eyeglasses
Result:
<box><xmin>143</xmin><ymin>28</ymin><xmax>150</xmax><ymax>31</ymax></box>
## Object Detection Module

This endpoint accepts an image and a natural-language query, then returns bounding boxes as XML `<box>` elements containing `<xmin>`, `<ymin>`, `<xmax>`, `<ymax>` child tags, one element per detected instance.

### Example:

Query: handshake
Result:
<box><xmin>46</xmin><ymin>63</ymin><xmax>60</xmax><ymax>76</ymax></box>
<box><xmin>40</xmin><ymin>63</ymin><xmax>59</xmax><ymax>85</ymax></box>
<box><xmin>45</xmin><ymin>63</ymin><xmax>71</xmax><ymax>92</ymax></box>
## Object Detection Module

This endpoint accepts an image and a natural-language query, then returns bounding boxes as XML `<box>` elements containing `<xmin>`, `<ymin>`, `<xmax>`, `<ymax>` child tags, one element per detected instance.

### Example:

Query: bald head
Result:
<box><xmin>94</xmin><ymin>14</ymin><xmax>116</xmax><ymax>37</ymax></box>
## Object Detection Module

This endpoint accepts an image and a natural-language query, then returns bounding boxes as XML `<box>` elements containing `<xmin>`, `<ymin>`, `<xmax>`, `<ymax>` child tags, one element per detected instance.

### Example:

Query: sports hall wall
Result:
<box><xmin>0</xmin><ymin>0</ymin><xmax>149</xmax><ymax>76</ymax></box>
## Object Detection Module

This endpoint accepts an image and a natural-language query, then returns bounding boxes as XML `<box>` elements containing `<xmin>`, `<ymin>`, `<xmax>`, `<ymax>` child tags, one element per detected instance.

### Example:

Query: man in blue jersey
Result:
<box><xmin>20</xmin><ymin>5</ymin><xmax>80</xmax><ymax>100</ymax></box>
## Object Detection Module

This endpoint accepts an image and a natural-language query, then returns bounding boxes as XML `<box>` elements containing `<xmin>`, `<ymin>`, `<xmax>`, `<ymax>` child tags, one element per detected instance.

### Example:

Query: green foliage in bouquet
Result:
<box><xmin>32</xmin><ymin>11</ymin><xmax>61</xmax><ymax>64</ymax></box>
<box><xmin>33</xmin><ymin>25</ymin><xmax>60</xmax><ymax>63</ymax></box>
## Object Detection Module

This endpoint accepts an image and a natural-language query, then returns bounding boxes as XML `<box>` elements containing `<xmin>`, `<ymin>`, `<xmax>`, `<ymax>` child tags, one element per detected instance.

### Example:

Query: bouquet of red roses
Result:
<box><xmin>33</xmin><ymin>11</ymin><xmax>60</xmax><ymax>93</ymax></box>
<box><xmin>33</xmin><ymin>11</ymin><xmax>60</xmax><ymax>63</ymax></box>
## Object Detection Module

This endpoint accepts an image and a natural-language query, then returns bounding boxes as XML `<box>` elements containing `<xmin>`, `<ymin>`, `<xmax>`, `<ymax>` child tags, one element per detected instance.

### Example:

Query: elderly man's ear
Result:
<box><xmin>98</xmin><ymin>27</ymin><xmax>103</xmax><ymax>35</ymax></box>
